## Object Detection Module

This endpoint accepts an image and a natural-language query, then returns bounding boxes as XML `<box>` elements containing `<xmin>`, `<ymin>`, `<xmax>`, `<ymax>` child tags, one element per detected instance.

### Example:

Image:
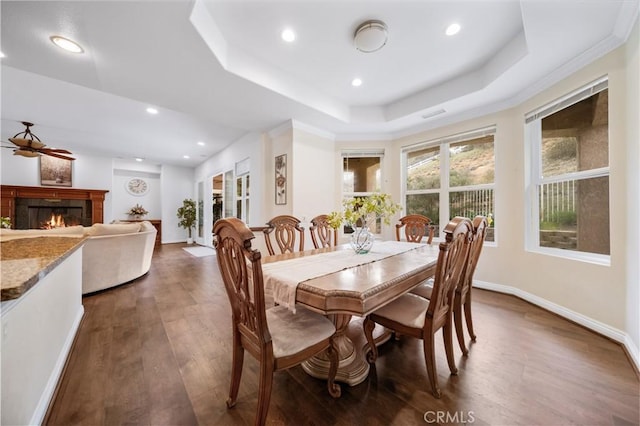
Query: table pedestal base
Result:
<box><xmin>301</xmin><ymin>314</ymin><xmax>390</xmax><ymax>386</ymax></box>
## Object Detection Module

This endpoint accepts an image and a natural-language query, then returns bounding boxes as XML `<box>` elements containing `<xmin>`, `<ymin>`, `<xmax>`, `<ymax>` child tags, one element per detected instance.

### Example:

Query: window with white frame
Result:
<box><xmin>402</xmin><ymin>127</ymin><xmax>496</xmax><ymax>241</ymax></box>
<box><xmin>342</xmin><ymin>150</ymin><xmax>384</xmax><ymax>233</ymax></box>
<box><xmin>235</xmin><ymin>174</ymin><xmax>249</xmax><ymax>222</ymax></box>
<box><xmin>234</xmin><ymin>158</ymin><xmax>250</xmax><ymax>223</ymax></box>
<box><xmin>224</xmin><ymin>170</ymin><xmax>234</xmax><ymax>218</ymax></box>
<box><xmin>525</xmin><ymin>77</ymin><xmax>609</xmax><ymax>260</ymax></box>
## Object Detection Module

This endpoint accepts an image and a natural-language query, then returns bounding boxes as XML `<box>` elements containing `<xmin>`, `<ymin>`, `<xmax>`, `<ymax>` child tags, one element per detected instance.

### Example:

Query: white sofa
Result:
<box><xmin>81</xmin><ymin>221</ymin><xmax>157</xmax><ymax>294</ymax></box>
<box><xmin>0</xmin><ymin>221</ymin><xmax>157</xmax><ymax>294</ymax></box>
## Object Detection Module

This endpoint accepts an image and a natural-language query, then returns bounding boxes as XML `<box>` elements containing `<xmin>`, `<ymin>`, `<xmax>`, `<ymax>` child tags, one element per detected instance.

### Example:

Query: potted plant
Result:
<box><xmin>177</xmin><ymin>198</ymin><xmax>197</xmax><ymax>244</ymax></box>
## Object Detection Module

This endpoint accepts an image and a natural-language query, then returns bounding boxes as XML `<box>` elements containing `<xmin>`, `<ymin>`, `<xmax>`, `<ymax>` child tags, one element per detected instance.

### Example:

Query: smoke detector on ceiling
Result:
<box><xmin>354</xmin><ymin>20</ymin><xmax>388</xmax><ymax>53</ymax></box>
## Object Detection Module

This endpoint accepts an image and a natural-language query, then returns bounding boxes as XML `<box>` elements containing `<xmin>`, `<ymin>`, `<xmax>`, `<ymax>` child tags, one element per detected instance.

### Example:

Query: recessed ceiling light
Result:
<box><xmin>352</xmin><ymin>78</ymin><xmax>363</xmax><ymax>87</ymax></box>
<box><xmin>446</xmin><ymin>23</ymin><xmax>461</xmax><ymax>36</ymax></box>
<box><xmin>135</xmin><ymin>157</ymin><xmax>144</xmax><ymax>162</ymax></box>
<box><xmin>183</xmin><ymin>155</ymin><xmax>190</xmax><ymax>159</ymax></box>
<box><xmin>0</xmin><ymin>52</ymin><xmax>5</xmax><ymax>58</ymax></box>
<box><xmin>197</xmin><ymin>141</ymin><xmax>205</xmax><ymax>146</ymax></box>
<box><xmin>50</xmin><ymin>35</ymin><xmax>84</xmax><ymax>53</ymax></box>
<box><xmin>146</xmin><ymin>107</ymin><xmax>158</xmax><ymax>115</ymax></box>
<box><xmin>281</xmin><ymin>28</ymin><xmax>296</xmax><ymax>42</ymax></box>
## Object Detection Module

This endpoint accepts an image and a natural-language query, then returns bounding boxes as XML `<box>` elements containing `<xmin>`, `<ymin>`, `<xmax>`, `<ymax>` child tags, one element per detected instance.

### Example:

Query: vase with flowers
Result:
<box><xmin>127</xmin><ymin>203</ymin><xmax>148</xmax><ymax>219</ymax></box>
<box><xmin>327</xmin><ymin>192</ymin><xmax>401</xmax><ymax>254</ymax></box>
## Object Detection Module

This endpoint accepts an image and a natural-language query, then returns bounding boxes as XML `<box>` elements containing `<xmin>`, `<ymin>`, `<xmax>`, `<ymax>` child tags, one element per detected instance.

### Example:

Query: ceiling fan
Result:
<box><xmin>2</xmin><ymin>121</ymin><xmax>75</xmax><ymax>161</ymax></box>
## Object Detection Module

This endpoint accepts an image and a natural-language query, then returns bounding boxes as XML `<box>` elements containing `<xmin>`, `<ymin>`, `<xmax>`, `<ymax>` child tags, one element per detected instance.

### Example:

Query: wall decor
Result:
<box><xmin>126</xmin><ymin>177</ymin><xmax>149</xmax><ymax>196</ymax></box>
<box><xmin>275</xmin><ymin>154</ymin><xmax>287</xmax><ymax>205</ymax></box>
<box><xmin>40</xmin><ymin>155</ymin><xmax>72</xmax><ymax>187</ymax></box>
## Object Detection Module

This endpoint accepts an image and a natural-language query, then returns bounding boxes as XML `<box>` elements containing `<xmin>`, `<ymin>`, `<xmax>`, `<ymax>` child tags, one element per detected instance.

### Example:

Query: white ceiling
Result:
<box><xmin>1</xmin><ymin>0</ymin><xmax>638</xmax><ymax>166</ymax></box>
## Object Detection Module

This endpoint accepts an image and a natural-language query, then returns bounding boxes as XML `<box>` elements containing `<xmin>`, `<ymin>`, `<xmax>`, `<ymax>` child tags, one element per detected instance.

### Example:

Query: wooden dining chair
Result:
<box><xmin>452</xmin><ymin>215</ymin><xmax>488</xmax><ymax>354</ymax></box>
<box><xmin>411</xmin><ymin>215</ymin><xmax>488</xmax><ymax>355</ymax></box>
<box><xmin>263</xmin><ymin>215</ymin><xmax>305</xmax><ymax>256</ymax></box>
<box><xmin>363</xmin><ymin>216</ymin><xmax>473</xmax><ymax>398</ymax></box>
<box><xmin>213</xmin><ymin>218</ymin><xmax>340</xmax><ymax>425</ymax></box>
<box><xmin>395</xmin><ymin>214</ymin><xmax>435</xmax><ymax>244</ymax></box>
<box><xmin>309</xmin><ymin>214</ymin><xmax>337</xmax><ymax>249</ymax></box>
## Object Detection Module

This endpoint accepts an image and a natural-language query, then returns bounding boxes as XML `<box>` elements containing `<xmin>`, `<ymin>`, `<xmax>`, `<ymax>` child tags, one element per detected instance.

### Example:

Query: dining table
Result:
<box><xmin>262</xmin><ymin>240</ymin><xmax>440</xmax><ymax>386</ymax></box>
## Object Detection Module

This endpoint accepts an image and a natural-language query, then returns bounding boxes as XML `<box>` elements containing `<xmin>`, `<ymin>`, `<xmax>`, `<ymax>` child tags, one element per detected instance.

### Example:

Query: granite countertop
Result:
<box><xmin>1</xmin><ymin>236</ymin><xmax>86</xmax><ymax>301</ymax></box>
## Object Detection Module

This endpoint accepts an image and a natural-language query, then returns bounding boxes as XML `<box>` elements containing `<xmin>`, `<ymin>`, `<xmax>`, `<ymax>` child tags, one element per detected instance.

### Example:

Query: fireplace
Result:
<box><xmin>1</xmin><ymin>185</ymin><xmax>108</xmax><ymax>229</ymax></box>
<box><xmin>15</xmin><ymin>198</ymin><xmax>92</xmax><ymax>229</ymax></box>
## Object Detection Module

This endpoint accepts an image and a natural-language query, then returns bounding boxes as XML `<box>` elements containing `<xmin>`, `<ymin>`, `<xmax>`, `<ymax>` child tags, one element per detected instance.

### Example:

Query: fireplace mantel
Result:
<box><xmin>1</xmin><ymin>185</ymin><xmax>109</xmax><ymax>227</ymax></box>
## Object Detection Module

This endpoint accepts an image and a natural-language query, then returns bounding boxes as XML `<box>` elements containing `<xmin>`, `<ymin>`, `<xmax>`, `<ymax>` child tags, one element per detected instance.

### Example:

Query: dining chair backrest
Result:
<box><xmin>426</xmin><ymin>216</ymin><xmax>473</xmax><ymax>330</ymax></box>
<box><xmin>309</xmin><ymin>214</ymin><xmax>337</xmax><ymax>249</ymax></box>
<box><xmin>214</xmin><ymin>217</ymin><xmax>270</xmax><ymax>355</ymax></box>
<box><xmin>263</xmin><ymin>215</ymin><xmax>305</xmax><ymax>256</ymax></box>
<box><xmin>458</xmin><ymin>215</ymin><xmax>488</xmax><ymax>300</ymax></box>
<box><xmin>213</xmin><ymin>217</ymin><xmax>341</xmax><ymax>423</ymax></box>
<box><xmin>396</xmin><ymin>214</ymin><xmax>435</xmax><ymax>244</ymax></box>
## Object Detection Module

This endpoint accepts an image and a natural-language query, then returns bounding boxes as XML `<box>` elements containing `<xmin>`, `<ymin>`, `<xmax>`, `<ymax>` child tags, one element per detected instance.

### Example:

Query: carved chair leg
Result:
<box><xmin>226</xmin><ymin>338</ymin><xmax>245</xmax><ymax>409</ymax></box>
<box><xmin>363</xmin><ymin>316</ymin><xmax>378</xmax><ymax>364</ymax></box>
<box><xmin>464</xmin><ymin>297</ymin><xmax>477</xmax><ymax>342</ymax></box>
<box><xmin>422</xmin><ymin>333</ymin><xmax>441</xmax><ymax>399</ymax></box>
<box><xmin>443</xmin><ymin>319</ymin><xmax>459</xmax><ymax>376</ymax></box>
<box><xmin>453</xmin><ymin>299</ymin><xmax>469</xmax><ymax>356</ymax></box>
<box><xmin>326</xmin><ymin>337</ymin><xmax>342</xmax><ymax>398</ymax></box>
<box><xmin>255</xmin><ymin>357</ymin><xmax>274</xmax><ymax>426</ymax></box>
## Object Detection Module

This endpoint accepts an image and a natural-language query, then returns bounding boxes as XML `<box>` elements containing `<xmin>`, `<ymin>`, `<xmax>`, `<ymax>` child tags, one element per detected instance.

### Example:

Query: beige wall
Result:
<box><xmin>389</xmin><ymin>41</ymin><xmax>637</xmax><ymax>341</ymax></box>
<box><xmin>265</xmin><ymin>127</ymin><xmax>293</xmax><ymax>220</ymax></box>
<box><xmin>624</xmin><ymin>18</ymin><xmax>639</xmax><ymax>353</ymax></box>
<box><xmin>291</xmin><ymin>128</ymin><xmax>336</xmax><ymax>249</ymax></box>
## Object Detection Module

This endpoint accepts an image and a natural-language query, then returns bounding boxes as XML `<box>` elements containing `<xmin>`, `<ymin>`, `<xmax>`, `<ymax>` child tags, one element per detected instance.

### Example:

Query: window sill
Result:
<box><xmin>526</xmin><ymin>246</ymin><xmax>610</xmax><ymax>266</ymax></box>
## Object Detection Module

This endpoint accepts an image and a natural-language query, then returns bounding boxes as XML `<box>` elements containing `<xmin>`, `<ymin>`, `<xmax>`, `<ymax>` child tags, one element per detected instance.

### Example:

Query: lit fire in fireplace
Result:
<box><xmin>42</xmin><ymin>214</ymin><xmax>66</xmax><ymax>229</ymax></box>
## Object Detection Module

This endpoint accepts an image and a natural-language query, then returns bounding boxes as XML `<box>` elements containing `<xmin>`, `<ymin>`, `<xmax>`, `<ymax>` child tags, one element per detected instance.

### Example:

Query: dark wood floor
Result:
<box><xmin>46</xmin><ymin>243</ymin><xmax>640</xmax><ymax>425</ymax></box>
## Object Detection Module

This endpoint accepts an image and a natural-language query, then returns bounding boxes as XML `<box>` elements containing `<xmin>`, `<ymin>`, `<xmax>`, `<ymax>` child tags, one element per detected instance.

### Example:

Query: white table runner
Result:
<box><xmin>262</xmin><ymin>241</ymin><xmax>423</xmax><ymax>312</ymax></box>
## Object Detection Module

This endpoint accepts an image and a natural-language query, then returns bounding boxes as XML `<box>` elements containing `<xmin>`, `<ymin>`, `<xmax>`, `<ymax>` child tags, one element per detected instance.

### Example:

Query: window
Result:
<box><xmin>526</xmin><ymin>77</ymin><xmax>609</xmax><ymax>261</ymax></box>
<box><xmin>224</xmin><ymin>170</ymin><xmax>234</xmax><ymax>219</ymax></box>
<box><xmin>342</xmin><ymin>151</ymin><xmax>383</xmax><ymax>233</ymax></box>
<box><xmin>403</xmin><ymin>127</ymin><xmax>496</xmax><ymax>241</ymax></box>
<box><xmin>235</xmin><ymin>174</ymin><xmax>250</xmax><ymax>222</ymax></box>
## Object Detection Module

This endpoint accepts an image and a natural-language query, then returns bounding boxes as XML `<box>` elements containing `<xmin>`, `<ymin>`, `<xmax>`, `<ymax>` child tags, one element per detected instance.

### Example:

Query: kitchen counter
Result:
<box><xmin>1</xmin><ymin>236</ymin><xmax>85</xmax><ymax>301</ymax></box>
<box><xmin>1</xmin><ymin>235</ymin><xmax>85</xmax><ymax>425</ymax></box>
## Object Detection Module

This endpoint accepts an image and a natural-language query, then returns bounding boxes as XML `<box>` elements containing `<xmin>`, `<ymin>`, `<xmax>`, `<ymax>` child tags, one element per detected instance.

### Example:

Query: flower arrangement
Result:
<box><xmin>327</xmin><ymin>192</ymin><xmax>401</xmax><ymax>230</ymax></box>
<box><xmin>327</xmin><ymin>192</ymin><xmax>401</xmax><ymax>254</ymax></box>
<box><xmin>127</xmin><ymin>204</ymin><xmax>148</xmax><ymax>217</ymax></box>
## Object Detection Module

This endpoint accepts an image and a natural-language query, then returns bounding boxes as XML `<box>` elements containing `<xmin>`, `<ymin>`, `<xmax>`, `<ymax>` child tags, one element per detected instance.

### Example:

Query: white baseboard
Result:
<box><xmin>30</xmin><ymin>305</ymin><xmax>84</xmax><ymax>425</ymax></box>
<box><xmin>623</xmin><ymin>334</ymin><xmax>640</xmax><ymax>374</ymax></box>
<box><xmin>473</xmin><ymin>280</ymin><xmax>640</xmax><ymax>373</ymax></box>
<box><xmin>162</xmin><ymin>239</ymin><xmax>190</xmax><ymax>244</ymax></box>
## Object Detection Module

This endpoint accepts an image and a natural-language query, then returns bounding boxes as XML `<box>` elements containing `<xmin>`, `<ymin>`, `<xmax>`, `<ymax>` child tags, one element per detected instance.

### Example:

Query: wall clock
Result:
<box><xmin>126</xmin><ymin>178</ymin><xmax>149</xmax><ymax>196</ymax></box>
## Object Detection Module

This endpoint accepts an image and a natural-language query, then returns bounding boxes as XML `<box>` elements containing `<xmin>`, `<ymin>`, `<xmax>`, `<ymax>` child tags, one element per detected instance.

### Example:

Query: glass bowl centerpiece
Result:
<box><xmin>328</xmin><ymin>192</ymin><xmax>401</xmax><ymax>254</ymax></box>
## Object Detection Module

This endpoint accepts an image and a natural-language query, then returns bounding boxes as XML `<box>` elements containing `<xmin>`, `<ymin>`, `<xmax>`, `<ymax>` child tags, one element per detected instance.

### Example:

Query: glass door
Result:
<box><xmin>195</xmin><ymin>181</ymin><xmax>205</xmax><ymax>245</ymax></box>
<box><xmin>212</xmin><ymin>173</ymin><xmax>223</xmax><ymax>225</ymax></box>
